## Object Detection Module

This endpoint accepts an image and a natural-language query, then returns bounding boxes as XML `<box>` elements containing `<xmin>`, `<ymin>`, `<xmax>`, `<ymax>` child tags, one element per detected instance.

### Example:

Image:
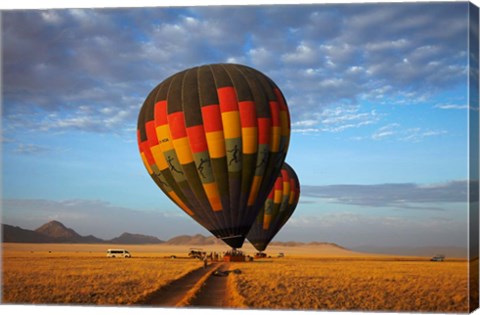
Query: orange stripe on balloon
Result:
<box><xmin>218</xmin><ymin>87</ymin><xmax>238</xmax><ymax>112</ymax></box>
<box><xmin>282</xmin><ymin>169</ymin><xmax>289</xmax><ymax>182</ymax></box>
<box><xmin>186</xmin><ymin>125</ymin><xmax>208</xmax><ymax>154</ymax></box>
<box><xmin>168</xmin><ymin>112</ymin><xmax>188</xmax><ymax>139</ymax></box>
<box><xmin>140</xmin><ymin>152</ymin><xmax>153</xmax><ymax>174</ymax></box>
<box><xmin>202</xmin><ymin>104</ymin><xmax>223</xmax><ymax>132</ymax></box>
<box><xmin>151</xmin><ymin>145</ymin><xmax>168</xmax><ymax>170</ymax></box>
<box><xmin>247</xmin><ymin>176</ymin><xmax>262</xmax><ymax>206</ymax></box>
<box><xmin>263</xmin><ymin>214</ymin><xmax>272</xmax><ymax>230</ymax></box>
<box><xmin>154</xmin><ymin>101</ymin><xmax>168</xmax><ymax>125</ymax></box>
<box><xmin>289</xmin><ymin>190</ymin><xmax>296</xmax><ymax>205</ymax></box>
<box><xmin>140</xmin><ymin>141</ymin><xmax>155</xmax><ymax>166</ymax></box>
<box><xmin>146</xmin><ymin>120</ymin><xmax>159</xmax><ymax>147</ymax></box>
<box><xmin>205</xmin><ymin>131</ymin><xmax>226</xmax><ymax>158</ymax></box>
<box><xmin>239</xmin><ymin>101</ymin><xmax>256</xmax><ymax>128</ymax></box>
<box><xmin>269</xmin><ymin>101</ymin><xmax>280</xmax><ymax>127</ymax></box>
<box><xmin>275</xmin><ymin>88</ymin><xmax>291</xmax><ymax>132</ymax></box>
<box><xmin>258</xmin><ymin>118</ymin><xmax>271</xmax><ymax>145</ymax></box>
<box><xmin>203</xmin><ymin>182</ymin><xmax>223</xmax><ymax>211</ymax></box>
<box><xmin>168</xmin><ymin>191</ymin><xmax>194</xmax><ymax>216</ymax></box>
<box><xmin>274</xmin><ymin>176</ymin><xmax>283</xmax><ymax>191</ymax></box>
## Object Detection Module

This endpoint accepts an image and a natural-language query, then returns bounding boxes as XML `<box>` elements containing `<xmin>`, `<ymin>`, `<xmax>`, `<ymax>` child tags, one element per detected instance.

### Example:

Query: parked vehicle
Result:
<box><xmin>430</xmin><ymin>254</ymin><xmax>445</xmax><ymax>262</ymax></box>
<box><xmin>188</xmin><ymin>248</ymin><xmax>206</xmax><ymax>259</ymax></box>
<box><xmin>106</xmin><ymin>249</ymin><xmax>131</xmax><ymax>258</ymax></box>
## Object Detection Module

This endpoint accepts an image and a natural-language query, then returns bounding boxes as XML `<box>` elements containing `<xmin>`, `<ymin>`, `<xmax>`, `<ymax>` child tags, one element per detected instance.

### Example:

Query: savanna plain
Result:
<box><xmin>2</xmin><ymin>243</ymin><xmax>470</xmax><ymax>312</ymax></box>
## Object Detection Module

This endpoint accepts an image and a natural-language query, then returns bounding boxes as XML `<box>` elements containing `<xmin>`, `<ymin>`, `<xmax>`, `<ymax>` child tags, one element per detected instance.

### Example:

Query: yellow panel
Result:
<box><xmin>283</xmin><ymin>181</ymin><xmax>291</xmax><ymax>196</ymax></box>
<box><xmin>172</xmin><ymin>137</ymin><xmax>194</xmax><ymax>165</ymax></box>
<box><xmin>289</xmin><ymin>191</ymin><xmax>296</xmax><ymax>205</ymax></box>
<box><xmin>140</xmin><ymin>153</ymin><xmax>153</xmax><ymax>174</ymax></box>
<box><xmin>151</xmin><ymin>145</ymin><xmax>168</xmax><ymax>171</ymax></box>
<box><xmin>242</xmin><ymin>127</ymin><xmax>258</xmax><ymax>154</ymax></box>
<box><xmin>280</xmin><ymin>111</ymin><xmax>290</xmax><ymax>136</ymax></box>
<box><xmin>205</xmin><ymin>131</ymin><xmax>226</xmax><ymax>158</ymax></box>
<box><xmin>248</xmin><ymin>176</ymin><xmax>262</xmax><ymax>206</ymax></box>
<box><xmin>263</xmin><ymin>214</ymin><xmax>272</xmax><ymax>230</ymax></box>
<box><xmin>271</xmin><ymin>126</ymin><xmax>280</xmax><ymax>152</ymax></box>
<box><xmin>168</xmin><ymin>191</ymin><xmax>194</xmax><ymax>216</ymax></box>
<box><xmin>156</xmin><ymin>125</ymin><xmax>174</xmax><ymax>151</ymax></box>
<box><xmin>203</xmin><ymin>182</ymin><xmax>223</xmax><ymax>211</ymax></box>
<box><xmin>274</xmin><ymin>188</ymin><xmax>282</xmax><ymax>204</ymax></box>
<box><xmin>221</xmin><ymin>111</ymin><xmax>241</xmax><ymax>139</ymax></box>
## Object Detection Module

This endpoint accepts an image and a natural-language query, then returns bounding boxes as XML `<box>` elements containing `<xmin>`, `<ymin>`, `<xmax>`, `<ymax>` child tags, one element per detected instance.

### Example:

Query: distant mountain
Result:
<box><xmin>2</xmin><ymin>224</ymin><xmax>56</xmax><ymax>243</ymax></box>
<box><xmin>35</xmin><ymin>220</ymin><xmax>103</xmax><ymax>243</ymax></box>
<box><xmin>166</xmin><ymin>234</ymin><xmax>223</xmax><ymax>245</ymax></box>
<box><xmin>108</xmin><ymin>232</ymin><xmax>165</xmax><ymax>244</ymax></box>
<box><xmin>2</xmin><ymin>221</ymin><xmax>165</xmax><ymax>244</ymax></box>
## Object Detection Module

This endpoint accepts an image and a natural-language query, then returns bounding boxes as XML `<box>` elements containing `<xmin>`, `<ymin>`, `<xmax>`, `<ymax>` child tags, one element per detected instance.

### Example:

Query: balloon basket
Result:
<box><xmin>223</xmin><ymin>249</ymin><xmax>246</xmax><ymax>262</ymax></box>
<box><xmin>224</xmin><ymin>255</ymin><xmax>246</xmax><ymax>262</ymax></box>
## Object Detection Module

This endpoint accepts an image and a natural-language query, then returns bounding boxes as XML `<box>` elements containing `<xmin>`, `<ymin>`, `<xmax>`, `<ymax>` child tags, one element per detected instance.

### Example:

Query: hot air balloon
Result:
<box><xmin>137</xmin><ymin>64</ymin><xmax>291</xmax><ymax>249</ymax></box>
<box><xmin>247</xmin><ymin>162</ymin><xmax>300</xmax><ymax>253</ymax></box>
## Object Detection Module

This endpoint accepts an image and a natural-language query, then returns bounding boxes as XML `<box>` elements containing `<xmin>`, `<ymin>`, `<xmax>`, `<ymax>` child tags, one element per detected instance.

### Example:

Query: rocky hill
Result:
<box><xmin>2</xmin><ymin>224</ymin><xmax>56</xmax><ymax>243</ymax></box>
<box><xmin>35</xmin><ymin>220</ymin><xmax>103</xmax><ymax>243</ymax></box>
<box><xmin>2</xmin><ymin>221</ymin><xmax>348</xmax><ymax>249</ymax></box>
<box><xmin>109</xmin><ymin>232</ymin><xmax>164</xmax><ymax>244</ymax></box>
<box><xmin>2</xmin><ymin>221</ymin><xmax>163</xmax><ymax>244</ymax></box>
<box><xmin>165</xmin><ymin>234</ymin><xmax>223</xmax><ymax>245</ymax></box>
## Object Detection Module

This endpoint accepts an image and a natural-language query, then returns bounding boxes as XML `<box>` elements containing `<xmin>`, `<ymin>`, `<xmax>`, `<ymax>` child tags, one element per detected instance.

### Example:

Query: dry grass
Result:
<box><xmin>2</xmin><ymin>244</ymin><xmax>203</xmax><ymax>305</ymax></box>
<box><xmin>2</xmin><ymin>243</ymin><xmax>471</xmax><ymax>312</ymax></box>
<box><xmin>228</xmin><ymin>257</ymin><xmax>469</xmax><ymax>312</ymax></box>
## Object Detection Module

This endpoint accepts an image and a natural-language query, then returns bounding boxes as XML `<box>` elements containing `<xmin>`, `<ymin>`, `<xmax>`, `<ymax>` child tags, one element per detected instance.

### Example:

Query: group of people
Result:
<box><xmin>200</xmin><ymin>251</ymin><xmax>222</xmax><ymax>268</ymax></box>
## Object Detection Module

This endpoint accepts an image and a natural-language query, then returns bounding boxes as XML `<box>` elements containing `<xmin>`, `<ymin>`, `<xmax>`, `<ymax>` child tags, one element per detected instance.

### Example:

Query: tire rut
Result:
<box><xmin>140</xmin><ymin>262</ymin><xmax>222</xmax><ymax>307</ymax></box>
<box><xmin>188</xmin><ymin>263</ymin><xmax>232</xmax><ymax>307</ymax></box>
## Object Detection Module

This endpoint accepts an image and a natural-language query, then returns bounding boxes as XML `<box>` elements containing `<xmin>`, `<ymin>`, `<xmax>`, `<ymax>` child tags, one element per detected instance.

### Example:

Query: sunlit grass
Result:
<box><xmin>2</xmin><ymin>248</ymin><xmax>201</xmax><ymax>305</ymax></box>
<box><xmin>229</xmin><ymin>258</ymin><xmax>469</xmax><ymax>312</ymax></box>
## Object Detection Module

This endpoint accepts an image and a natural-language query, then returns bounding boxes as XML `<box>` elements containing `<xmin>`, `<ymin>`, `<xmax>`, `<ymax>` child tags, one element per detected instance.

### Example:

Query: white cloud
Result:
<box><xmin>301</xmin><ymin>180</ymin><xmax>469</xmax><ymax>207</ymax></box>
<box><xmin>41</xmin><ymin>11</ymin><xmax>62</xmax><ymax>24</ymax></box>
<box><xmin>434</xmin><ymin>104</ymin><xmax>469</xmax><ymax>110</ymax></box>
<box><xmin>365</xmin><ymin>38</ymin><xmax>410</xmax><ymax>51</ymax></box>
<box><xmin>371</xmin><ymin>123</ymin><xmax>400</xmax><ymax>140</ymax></box>
<box><xmin>282</xmin><ymin>41</ymin><xmax>318</xmax><ymax>65</ymax></box>
<box><xmin>371</xmin><ymin>124</ymin><xmax>448</xmax><ymax>142</ymax></box>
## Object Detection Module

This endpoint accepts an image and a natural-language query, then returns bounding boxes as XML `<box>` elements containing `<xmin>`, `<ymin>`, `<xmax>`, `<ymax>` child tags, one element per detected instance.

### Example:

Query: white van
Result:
<box><xmin>106</xmin><ymin>249</ymin><xmax>131</xmax><ymax>258</ymax></box>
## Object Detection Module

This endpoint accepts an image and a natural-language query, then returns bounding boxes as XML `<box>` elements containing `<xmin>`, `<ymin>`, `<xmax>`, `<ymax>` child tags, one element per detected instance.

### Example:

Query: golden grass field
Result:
<box><xmin>1</xmin><ymin>243</ymin><xmax>471</xmax><ymax>312</ymax></box>
<box><xmin>2</xmin><ymin>243</ymin><xmax>203</xmax><ymax>305</ymax></box>
<box><xmin>228</xmin><ymin>258</ymin><xmax>469</xmax><ymax>312</ymax></box>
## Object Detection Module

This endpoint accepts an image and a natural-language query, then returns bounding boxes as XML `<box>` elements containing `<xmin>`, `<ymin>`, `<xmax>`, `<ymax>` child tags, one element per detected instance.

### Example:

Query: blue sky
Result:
<box><xmin>1</xmin><ymin>1</ymin><xmax>476</xmax><ymax>249</ymax></box>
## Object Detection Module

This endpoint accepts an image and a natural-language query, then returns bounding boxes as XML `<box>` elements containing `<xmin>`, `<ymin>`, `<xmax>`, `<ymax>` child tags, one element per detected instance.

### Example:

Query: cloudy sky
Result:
<box><xmin>1</xmin><ymin>1</ymin><xmax>476</xmax><ymax>249</ymax></box>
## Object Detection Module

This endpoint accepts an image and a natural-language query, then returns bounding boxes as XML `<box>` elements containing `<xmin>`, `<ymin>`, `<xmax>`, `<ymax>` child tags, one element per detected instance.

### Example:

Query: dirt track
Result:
<box><xmin>189</xmin><ymin>263</ymin><xmax>233</xmax><ymax>307</ymax></box>
<box><xmin>141</xmin><ymin>262</ymin><xmax>232</xmax><ymax>307</ymax></box>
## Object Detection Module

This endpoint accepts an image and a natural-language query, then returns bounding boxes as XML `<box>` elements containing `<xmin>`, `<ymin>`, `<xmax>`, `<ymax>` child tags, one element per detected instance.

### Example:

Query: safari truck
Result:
<box><xmin>106</xmin><ymin>249</ymin><xmax>131</xmax><ymax>258</ymax></box>
<box><xmin>430</xmin><ymin>254</ymin><xmax>445</xmax><ymax>262</ymax></box>
<box><xmin>188</xmin><ymin>248</ymin><xmax>206</xmax><ymax>259</ymax></box>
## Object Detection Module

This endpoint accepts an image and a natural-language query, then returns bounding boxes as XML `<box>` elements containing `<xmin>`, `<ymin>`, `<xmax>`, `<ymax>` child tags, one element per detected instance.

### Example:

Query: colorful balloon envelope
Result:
<box><xmin>137</xmin><ymin>64</ymin><xmax>291</xmax><ymax>248</ymax></box>
<box><xmin>247</xmin><ymin>162</ymin><xmax>300</xmax><ymax>252</ymax></box>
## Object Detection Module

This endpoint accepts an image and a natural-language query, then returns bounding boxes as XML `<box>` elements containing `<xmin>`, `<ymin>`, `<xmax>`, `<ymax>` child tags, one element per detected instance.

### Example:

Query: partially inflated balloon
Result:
<box><xmin>247</xmin><ymin>162</ymin><xmax>300</xmax><ymax>252</ymax></box>
<box><xmin>137</xmin><ymin>64</ymin><xmax>290</xmax><ymax>248</ymax></box>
